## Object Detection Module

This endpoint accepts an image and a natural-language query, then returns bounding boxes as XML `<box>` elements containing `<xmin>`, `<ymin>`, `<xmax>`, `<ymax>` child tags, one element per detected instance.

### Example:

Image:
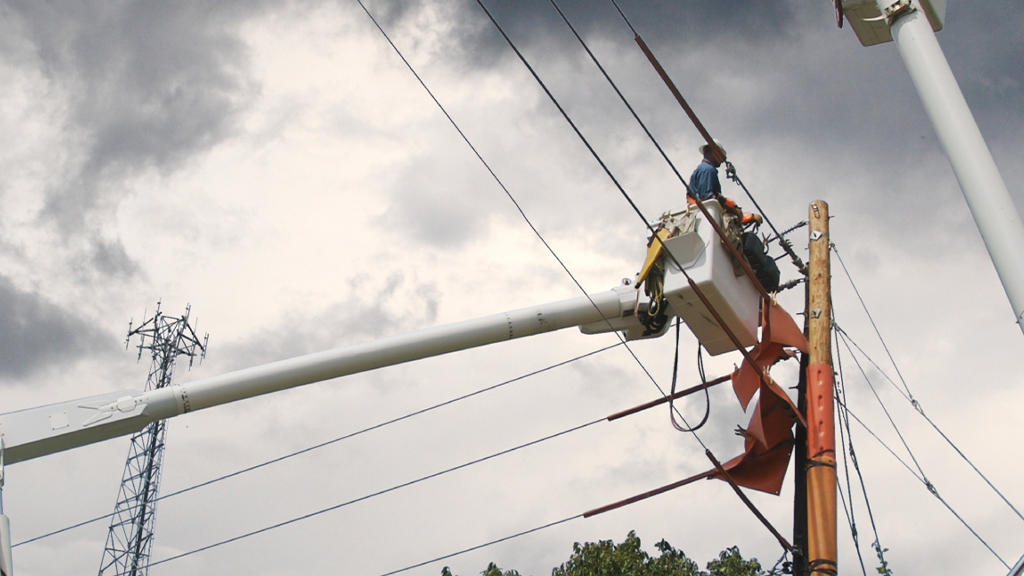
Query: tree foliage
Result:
<box><xmin>442</xmin><ymin>531</ymin><xmax>767</xmax><ymax>576</ymax></box>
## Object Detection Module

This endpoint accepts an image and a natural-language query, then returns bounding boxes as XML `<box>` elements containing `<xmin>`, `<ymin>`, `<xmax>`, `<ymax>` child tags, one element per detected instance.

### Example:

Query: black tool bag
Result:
<box><xmin>741</xmin><ymin>232</ymin><xmax>780</xmax><ymax>292</ymax></box>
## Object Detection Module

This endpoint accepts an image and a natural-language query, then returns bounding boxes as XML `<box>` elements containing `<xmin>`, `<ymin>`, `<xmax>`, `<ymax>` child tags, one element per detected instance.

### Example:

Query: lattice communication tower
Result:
<box><xmin>98</xmin><ymin>302</ymin><xmax>208</xmax><ymax>576</ymax></box>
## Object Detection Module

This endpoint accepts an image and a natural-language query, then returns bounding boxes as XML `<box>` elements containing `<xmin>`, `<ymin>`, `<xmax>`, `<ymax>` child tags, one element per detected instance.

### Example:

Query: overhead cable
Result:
<box><xmin>545</xmin><ymin>0</ymin><xmax>816</xmax><ymax>364</ymax></box>
<box><xmin>833</xmin><ymin>323</ymin><xmax>878</xmax><ymax>576</ymax></box>
<box><xmin>832</xmin><ymin>244</ymin><xmax>1024</xmax><ymax>524</ymax></box>
<box><xmin>836</xmin><ymin>289</ymin><xmax>1002</xmax><ymax>565</ymax></box>
<box><xmin>835</xmin><ymin>476</ymin><xmax>868</xmax><ymax>576</ymax></box>
<box><xmin>474</xmin><ymin>0</ymin><xmax>799</xmax><ymax>441</ymax></box>
<box><xmin>357</xmin><ymin>0</ymin><xmax>707</xmax><ymax>442</ymax></box>
<box><xmin>551</xmin><ymin>0</ymin><xmax>804</xmax><ymax>290</ymax></box>
<box><xmin>602</xmin><ymin>0</ymin><xmax>807</xmax><ymax>275</ymax></box>
<box><xmin>836</xmin><ymin>320</ymin><xmax>1024</xmax><ymax>523</ymax></box>
<box><xmin>835</xmin><ymin>340</ymin><xmax>1009</xmax><ymax>568</ymax></box>
<box><xmin>377</xmin><ymin>515</ymin><xmax>581</xmax><ymax>576</ymax></box>
<box><xmin>832</xmin><ymin>246</ymin><xmax>913</xmax><ymax>398</ymax></box>
<box><xmin>15</xmin><ymin>344</ymin><xmax>621</xmax><ymax>547</ymax></box>
<box><xmin>836</xmin><ymin>329</ymin><xmax>929</xmax><ymax>481</ymax></box>
<box><xmin>149</xmin><ymin>418</ymin><xmax>604</xmax><ymax>567</ymax></box>
<box><xmin>471</xmin><ymin>0</ymin><xmax>653</xmax><ymax>236</ymax></box>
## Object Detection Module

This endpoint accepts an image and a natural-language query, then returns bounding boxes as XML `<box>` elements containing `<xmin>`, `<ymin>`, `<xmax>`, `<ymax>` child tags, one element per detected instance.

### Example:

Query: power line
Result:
<box><xmin>835</xmin><ymin>477</ymin><xmax>868</xmax><ymax>576</ymax></box>
<box><xmin>467</xmin><ymin>0</ymin><xmax>729</xmax><ymax>451</ymax></box>
<box><xmin>148</xmin><ymin>418</ymin><xmax>603</xmax><ymax>567</ymax></box>
<box><xmin>832</xmin><ymin>246</ymin><xmax>913</xmax><ymax>399</ymax></box>
<box><xmin>835</xmin><ymin>241</ymin><xmax>1024</xmax><ymax>522</ymax></box>
<box><xmin>836</xmin><ymin>329</ymin><xmax>928</xmax><ymax>481</ymax></box>
<box><xmin>602</xmin><ymin>0</ymin><xmax>806</xmax><ymax>275</ymax></box>
<box><xmin>15</xmin><ymin>344</ymin><xmax>620</xmax><ymax>547</ymax></box>
<box><xmin>833</xmin><ymin>322</ymin><xmax>878</xmax><ymax>576</ymax></box>
<box><xmin>378</xmin><ymin>515</ymin><xmax>581</xmax><ymax>576</ymax></box>
<box><xmin>837</xmin><ymin>321</ymin><xmax>1024</xmax><ymax>521</ymax></box>
<box><xmin>834</xmin><ymin>301</ymin><xmax>1007</xmax><ymax>565</ymax></box>
<box><xmin>358</xmin><ymin>0</ymin><xmax>709</xmax><ymax>445</ymax></box>
<box><xmin>835</xmin><ymin>332</ymin><xmax>1009</xmax><ymax>568</ymax></box>
<box><xmin>471</xmin><ymin>0</ymin><xmax>654</xmax><ymax>237</ymax></box>
<box><xmin>838</xmin><ymin>398</ymin><xmax>1008</xmax><ymax>568</ymax></box>
<box><xmin>832</xmin><ymin>303</ymin><xmax>1024</xmax><ymax>524</ymax></box>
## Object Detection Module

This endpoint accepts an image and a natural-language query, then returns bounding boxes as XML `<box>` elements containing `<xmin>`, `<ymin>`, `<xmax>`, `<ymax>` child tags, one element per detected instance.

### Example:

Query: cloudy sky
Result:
<box><xmin>2</xmin><ymin>1</ymin><xmax>1022</xmax><ymax>575</ymax></box>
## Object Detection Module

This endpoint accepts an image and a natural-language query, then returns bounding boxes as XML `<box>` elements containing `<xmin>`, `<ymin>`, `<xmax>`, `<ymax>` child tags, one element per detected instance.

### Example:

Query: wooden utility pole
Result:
<box><xmin>806</xmin><ymin>200</ymin><xmax>836</xmax><ymax>575</ymax></box>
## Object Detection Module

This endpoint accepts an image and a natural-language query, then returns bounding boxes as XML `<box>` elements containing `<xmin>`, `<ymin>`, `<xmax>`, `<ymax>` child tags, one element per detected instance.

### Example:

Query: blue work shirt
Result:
<box><xmin>689</xmin><ymin>159</ymin><xmax>721</xmax><ymax>201</ymax></box>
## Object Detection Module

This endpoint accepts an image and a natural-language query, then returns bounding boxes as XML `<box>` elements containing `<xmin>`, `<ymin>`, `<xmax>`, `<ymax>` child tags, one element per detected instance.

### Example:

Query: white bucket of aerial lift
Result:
<box><xmin>659</xmin><ymin>200</ymin><xmax>760</xmax><ymax>356</ymax></box>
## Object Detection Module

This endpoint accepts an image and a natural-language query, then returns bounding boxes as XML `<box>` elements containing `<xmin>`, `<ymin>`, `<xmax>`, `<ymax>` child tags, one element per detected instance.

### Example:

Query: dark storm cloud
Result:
<box><xmin>4</xmin><ymin>1</ymin><xmax>269</xmax><ymax>233</ymax></box>
<box><xmin>363</xmin><ymin>0</ymin><xmax>1021</xmax><ymax>256</ymax></box>
<box><xmin>375</xmin><ymin>0</ymin><xmax>797</xmax><ymax>71</ymax></box>
<box><xmin>0</xmin><ymin>274</ymin><xmax>113</xmax><ymax>379</ymax></box>
<box><xmin>86</xmin><ymin>235</ymin><xmax>141</xmax><ymax>279</ymax></box>
<box><xmin>940</xmin><ymin>1</ymin><xmax>1024</xmax><ymax>143</ymax></box>
<box><xmin>210</xmin><ymin>272</ymin><xmax>440</xmax><ymax>373</ymax></box>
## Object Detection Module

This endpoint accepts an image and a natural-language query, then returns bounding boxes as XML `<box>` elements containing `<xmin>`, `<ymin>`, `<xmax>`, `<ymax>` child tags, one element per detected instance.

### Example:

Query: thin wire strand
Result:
<box><xmin>835</xmin><ymin>475</ymin><xmax>868</xmax><ymax>576</ymax></box>
<box><xmin>600</xmin><ymin>0</ymin><xmax>804</xmax><ymax>275</ymax></box>
<box><xmin>832</xmin><ymin>245</ymin><xmax>913</xmax><ymax>399</ymax></box>
<box><xmin>465</xmin><ymin>0</ymin><xmax>711</xmax><ymax>448</ymax></box>
<box><xmin>14</xmin><ymin>344</ymin><xmax>620</xmax><ymax>547</ymax></box>
<box><xmin>378</xmin><ymin>515</ymin><xmax>582</xmax><ymax>576</ymax></box>
<box><xmin>547</xmin><ymin>0</ymin><xmax>692</xmax><ymax>197</ymax></box>
<box><xmin>837</xmin><ymin>399</ymin><xmax>923</xmax><ymax>483</ymax></box>
<box><xmin>149</xmin><ymin>419</ymin><xmax>603</xmax><ymax>567</ymax></box>
<box><xmin>839</xmin><ymin>291</ymin><xmax>1007</xmax><ymax>565</ymax></box>
<box><xmin>358</xmin><ymin>0</ymin><xmax>706</xmax><ymax>446</ymax></box>
<box><xmin>837</xmin><ymin>330</ymin><xmax>928</xmax><ymax>480</ymax></box>
<box><xmin>837</xmin><ymin>376</ymin><xmax>1009</xmax><ymax>568</ymax></box>
<box><xmin>834</xmin><ymin>304</ymin><xmax>886</xmax><ymax>548</ymax></box>
<box><xmin>833</xmin><ymin>323</ymin><xmax>870</xmax><ymax>576</ymax></box>
<box><xmin>354</xmin><ymin>0</ymin><xmax>602</xmax><ymax>318</ymax></box>
<box><xmin>607</xmin><ymin>0</ymin><xmax>638</xmax><ymax>36</ymax></box>
<box><xmin>472</xmin><ymin>0</ymin><xmax>653</xmax><ymax>236</ymax></box>
<box><xmin>834</xmin><ymin>318</ymin><xmax>1024</xmax><ymax>524</ymax></box>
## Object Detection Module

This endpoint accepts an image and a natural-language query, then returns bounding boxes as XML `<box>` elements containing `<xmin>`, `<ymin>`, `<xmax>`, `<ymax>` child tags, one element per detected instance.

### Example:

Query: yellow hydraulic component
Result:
<box><xmin>637</xmin><ymin>227</ymin><xmax>672</xmax><ymax>286</ymax></box>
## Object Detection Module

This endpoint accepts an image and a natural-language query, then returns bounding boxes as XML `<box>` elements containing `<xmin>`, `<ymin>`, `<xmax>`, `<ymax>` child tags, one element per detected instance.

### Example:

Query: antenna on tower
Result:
<box><xmin>98</xmin><ymin>303</ymin><xmax>208</xmax><ymax>576</ymax></box>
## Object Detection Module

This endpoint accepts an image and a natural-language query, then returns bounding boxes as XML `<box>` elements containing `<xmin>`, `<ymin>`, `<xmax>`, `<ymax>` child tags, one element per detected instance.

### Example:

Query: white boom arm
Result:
<box><xmin>0</xmin><ymin>202</ymin><xmax>763</xmax><ymax>468</ymax></box>
<box><xmin>0</xmin><ymin>286</ymin><xmax>638</xmax><ymax>466</ymax></box>
<box><xmin>0</xmin><ymin>201</ymin><xmax>764</xmax><ymax>575</ymax></box>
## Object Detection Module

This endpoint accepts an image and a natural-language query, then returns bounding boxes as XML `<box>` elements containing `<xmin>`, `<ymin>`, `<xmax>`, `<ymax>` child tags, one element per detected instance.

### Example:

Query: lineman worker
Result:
<box><xmin>688</xmin><ymin>139</ymin><xmax>725</xmax><ymax>202</ymax></box>
<box><xmin>688</xmin><ymin>139</ymin><xmax>761</xmax><ymax>225</ymax></box>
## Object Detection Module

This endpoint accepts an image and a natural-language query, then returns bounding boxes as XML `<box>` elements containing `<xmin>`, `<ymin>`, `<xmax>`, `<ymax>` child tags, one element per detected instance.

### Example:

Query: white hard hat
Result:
<box><xmin>699</xmin><ymin>138</ymin><xmax>726</xmax><ymax>159</ymax></box>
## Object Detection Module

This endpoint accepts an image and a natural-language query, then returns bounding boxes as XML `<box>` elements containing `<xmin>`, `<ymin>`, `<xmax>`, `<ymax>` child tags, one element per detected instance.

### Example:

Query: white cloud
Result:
<box><xmin>2</xmin><ymin>2</ymin><xmax>1023</xmax><ymax>576</ymax></box>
